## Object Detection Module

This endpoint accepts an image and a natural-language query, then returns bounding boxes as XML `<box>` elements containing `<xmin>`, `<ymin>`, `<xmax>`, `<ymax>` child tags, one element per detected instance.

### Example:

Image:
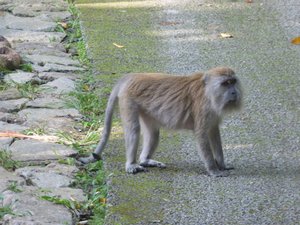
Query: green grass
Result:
<box><xmin>0</xmin><ymin>150</ymin><xmax>19</xmax><ymax>171</ymax></box>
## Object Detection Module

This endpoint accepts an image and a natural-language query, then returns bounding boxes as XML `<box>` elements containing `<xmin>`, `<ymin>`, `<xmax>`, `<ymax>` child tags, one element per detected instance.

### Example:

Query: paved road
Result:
<box><xmin>77</xmin><ymin>0</ymin><xmax>300</xmax><ymax>224</ymax></box>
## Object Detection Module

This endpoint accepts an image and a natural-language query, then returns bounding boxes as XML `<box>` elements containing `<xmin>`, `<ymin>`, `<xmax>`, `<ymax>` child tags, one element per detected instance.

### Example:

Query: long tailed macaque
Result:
<box><xmin>79</xmin><ymin>67</ymin><xmax>242</xmax><ymax>177</ymax></box>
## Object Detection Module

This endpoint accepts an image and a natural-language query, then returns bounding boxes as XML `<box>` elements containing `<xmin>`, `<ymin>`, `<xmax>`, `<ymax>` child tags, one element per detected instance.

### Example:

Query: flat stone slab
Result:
<box><xmin>0</xmin><ymin>167</ymin><xmax>25</xmax><ymax>192</ymax></box>
<box><xmin>16</xmin><ymin>42</ymin><xmax>67</xmax><ymax>57</ymax></box>
<box><xmin>4</xmin><ymin>71</ymin><xmax>36</xmax><ymax>84</ymax></box>
<box><xmin>3</xmin><ymin>13</ymin><xmax>56</xmax><ymax>32</ymax></box>
<box><xmin>0</xmin><ymin>88</ymin><xmax>22</xmax><ymax>100</ymax></box>
<box><xmin>17</xmin><ymin>108</ymin><xmax>81</xmax><ymax>130</ymax></box>
<box><xmin>16</xmin><ymin>170</ymin><xmax>73</xmax><ymax>188</ymax></box>
<box><xmin>42</xmin><ymin>187</ymin><xmax>87</xmax><ymax>203</ymax></box>
<box><xmin>0</xmin><ymin>98</ymin><xmax>28</xmax><ymax>112</ymax></box>
<box><xmin>0</xmin><ymin>137</ymin><xmax>13</xmax><ymax>150</ymax></box>
<box><xmin>0</xmin><ymin>121</ymin><xmax>28</xmax><ymax>132</ymax></box>
<box><xmin>1</xmin><ymin>188</ymin><xmax>73</xmax><ymax>225</ymax></box>
<box><xmin>26</xmin><ymin>54</ymin><xmax>81</xmax><ymax>67</ymax></box>
<box><xmin>0</xmin><ymin>29</ymin><xmax>65</xmax><ymax>44</ymax></box>
<box><xmin>38</xmin><ymin>71</ymin><xmax>80</xmax><ymax>81</ymax></box>
<box><xmin>33</xmin><ymin>62</ymin><xmax>85</xmax><ymax>73</ymax></box>
<box><xmin>42</xmin><ymin>77</ymin><xmax>76</xmax><ymax>94</ymax></box>
<box><xmin>26</xmin><ymin>97</ymin><xmax>66</xmax><ymax>109</ymax></box>
<box><xmin>9</xmin><ymin>139</ymin><xmax>77</xmax><ymax>162</ymax></box>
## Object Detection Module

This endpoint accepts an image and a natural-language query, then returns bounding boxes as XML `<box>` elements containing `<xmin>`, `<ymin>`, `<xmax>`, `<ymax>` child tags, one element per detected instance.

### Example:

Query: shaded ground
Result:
<box><xmin>77</xmin><ymin>0</ymin><xmax>300</xmax><ymax>224</ymax></box>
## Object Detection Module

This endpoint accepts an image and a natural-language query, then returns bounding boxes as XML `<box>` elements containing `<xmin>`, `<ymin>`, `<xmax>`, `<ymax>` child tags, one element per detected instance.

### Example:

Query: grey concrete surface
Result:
<box><xmin>77</xmin><ymin>0</ymin><xmax>300</xmax><ymax>224</ymax></box>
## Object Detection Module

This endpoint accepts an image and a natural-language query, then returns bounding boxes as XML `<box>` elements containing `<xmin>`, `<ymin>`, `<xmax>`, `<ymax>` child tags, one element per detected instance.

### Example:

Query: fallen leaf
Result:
<box><xmin>99</xmin><ymin>198</ymin><xmax>107</xmax><ymax>204</ymax></box>
<box><xmin>57</xmin><ymin>22</ymin><xmax>68</xmax><ymax>29</ymax></box>
<box><xmin>159</xmin><ymin>21</ymin><xmax>181</xmax><ymax>26</ymax></box>
<box><xmin>245</xmin><ymin>0</ymin><xmax>253</xmax><ymax>3</ymax></box>
<box><xmin>113</xmin><ymin>43</ymin><xmax>124</xmax><ymax>48</ymax></box>
<box><xmin>291</xmin><ymin>36</ymin><xmax>300</xmax><ymax>45</ymax></box>
<box><xmin>220</xmin><ymin>33</ymin><xmax>233</xmax><ymax>38</ymax></box>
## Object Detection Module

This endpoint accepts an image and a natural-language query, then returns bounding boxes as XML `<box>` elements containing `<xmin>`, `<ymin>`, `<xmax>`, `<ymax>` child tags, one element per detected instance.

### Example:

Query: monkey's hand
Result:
<box><xmin>78</xmin><ymin>153</ymin><xmax>101</xmax><ymax>164</ymax></box>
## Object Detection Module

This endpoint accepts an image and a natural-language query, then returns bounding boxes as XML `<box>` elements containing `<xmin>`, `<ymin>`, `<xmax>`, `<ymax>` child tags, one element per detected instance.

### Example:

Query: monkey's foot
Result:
<box><xmin>126</xmin><ymin>164</ymin><xmax>148</xmax><ymax>174</ymax></box>
<box><xmin>140</xmin><ymin>159</ymin><xmax>166</xmax><ymax>168</ymax></box>
<box><xmin>78</xmin><ymin>153</ymin><xmax>100</xmax><ymax>164</ymax></box>
<box><xmin>208</xmin><ymin>169</ymin><xmax>229</xmax><ymax>177</ymax></box>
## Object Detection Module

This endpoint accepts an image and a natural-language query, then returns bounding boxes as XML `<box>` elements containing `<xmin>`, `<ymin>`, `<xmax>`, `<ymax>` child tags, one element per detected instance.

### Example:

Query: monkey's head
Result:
<box><xmin>204</xmin><ymin>67</ymin><xmax>242</xmax><ymax>115</ymax></box>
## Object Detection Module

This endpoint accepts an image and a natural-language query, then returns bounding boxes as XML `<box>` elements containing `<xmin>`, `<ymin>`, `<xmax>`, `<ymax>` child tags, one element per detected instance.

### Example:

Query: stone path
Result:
<box><xmin>0</xmin><ymin>0</ymin><xmax>87</xmax><ymax>224</ymax></box>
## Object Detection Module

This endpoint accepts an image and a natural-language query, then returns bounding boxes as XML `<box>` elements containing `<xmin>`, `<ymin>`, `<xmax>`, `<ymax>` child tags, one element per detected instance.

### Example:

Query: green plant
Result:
<box><xmin>6</xmin><ymin>181</ymin><xmax>22</xmax><ymax>193</ymax></box>
<box><xmin>0</xmin><ymin>150</ymin><xmax>19</xmax><ymax>171</ymax></box>
<box><xmin>41</xmin><ymin>196</ymin><xmax>81</xmax><ymax>211</ymax></box>
<box><xmin>15</xmin><ymin>82</ymin><xmax>40</xmax><ymax>100</ymax></box>
<box><xmin>72</xmin><ymin>161</ymin><xmax>106</xmax><ymax>224</ymax></box>
<box><xmin>20</xmin><ymin>63</ymin><xmax>33</xmax><ymax>72</ymax></box>
<box><xmin>0</xmin><ymin>206</ymin><xmax>14</xmax><ymax>219</ymax></box>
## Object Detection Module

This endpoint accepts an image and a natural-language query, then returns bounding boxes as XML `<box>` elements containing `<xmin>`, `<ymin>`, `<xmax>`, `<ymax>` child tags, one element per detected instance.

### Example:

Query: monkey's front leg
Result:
<box><xmin>196</xmin><ymin>132</ymin><xmax>229</xmax><ymax>177</ymax></box>
<box><xmin>209</xmin><ymin>126</ymin><xmax>234</xmax><ymax>171</ymax></box>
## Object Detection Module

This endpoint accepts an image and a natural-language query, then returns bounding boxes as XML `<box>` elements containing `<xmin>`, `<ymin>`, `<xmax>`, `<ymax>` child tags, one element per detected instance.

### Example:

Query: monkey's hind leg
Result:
<box><xmin>120</xmin><ymin>99</ymin><xmax>147</xmax><ymax>174</ymax></box>
<box><xmin>139</xmin><ymin>115</ymin><xmax>166</xmax><ymax>169</ymax></box>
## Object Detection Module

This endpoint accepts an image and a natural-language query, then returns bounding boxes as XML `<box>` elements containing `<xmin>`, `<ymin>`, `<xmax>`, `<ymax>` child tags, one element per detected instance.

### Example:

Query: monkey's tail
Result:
<box><xmin>93</xmin><ymin>84</ymin><xmax>119</xmax><ymax>157</ymax></box>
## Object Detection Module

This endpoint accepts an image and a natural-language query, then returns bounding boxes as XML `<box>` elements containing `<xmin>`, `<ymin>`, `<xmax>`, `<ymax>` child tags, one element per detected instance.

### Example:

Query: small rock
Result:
<box><xmin>4</xmin><ymin>71</ymin><xmax>36</xmax><ymax>84</ymax></box>
<box><xmin>0</xmin><ymin>88</ymin><xmax>22</xmax><ymax>100</ymax></box>
<box><xmin>0</xmin><ymin>46</ymin><xmax>22</xmax><ymax>70</ymax></box>
<box><xmin>42</xmin><ymin>77</ymin><xmax>76</xmax><ymax>94</ymax></box>
<box><xmin>0</xmin><ymin>98</ymin><xmax>28</xmax><ymax>112</ymax></box>
<box><xmin>27</xmin><ymin>54</ymin><xmax>80</xmax><ymax>67</ymax></box>
<box><xmin>0</xmin><ymin>121</ymin><xmax>28</xmax><ymax>132</ymax></box>
<box><xmin>16</xmin><ymin>42</ymin><xmax>67</xmax><ymax>56</ymax></box>
<box><xmin>9</xmin><ymin>139</ymin><xmax>77</xmax><ymax>162</ymax></box>
<box><xmin>26</xmin><ymin>97</ymin><xmax>65</xmax><ymax>109</ymax></box>
<box><xmin>1</xmin><ymin>187</ymin><xmax>73</xmax><ymax>224</ymax></box>
<box><xmin>0</xmin><ymin>137</ymin><xmax>13</xmax><ymax>150</ymax></box>
<box><xmin>4</xmin><ymin>13</ymin><xmax>57</xmax><ymax>32</ymax></box>
<box><xmin>0</xmin><ymin>167</ymin><xmax>25</xmax><ymax>192</ymax></box>
<box><xmin>38</xmin><ymin>71</ymin><xmax>80</xmax><ymax>81</ymax></box>
<box><xmin>33</xmin><ymin>62</ymin><xmax>85</xmax><ymax>73</ymax></box>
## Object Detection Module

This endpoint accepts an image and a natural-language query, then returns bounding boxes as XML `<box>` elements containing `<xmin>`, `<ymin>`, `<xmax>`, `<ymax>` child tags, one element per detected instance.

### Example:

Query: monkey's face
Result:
<box><xmin>205</xmin><ymin>74</ymin><xmax>242</xmax><ymax>114</ymax></box>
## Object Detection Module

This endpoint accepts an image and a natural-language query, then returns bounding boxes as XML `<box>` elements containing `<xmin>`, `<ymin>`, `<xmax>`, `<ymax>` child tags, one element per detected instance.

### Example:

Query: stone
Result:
<box><xmin>42</xmin><ymin>187</ymin><xmax>87</xmax><ymax>203</ymax></box>
<box><xmin>26</xmin><ymin>54</ymin><xmax>81</xmax><ymax>67</ymax></box>
<box><xmin>0</xmin><ymin>137</ymin><xmax>13</xmax><ymax>150</ymax></box>
<box><xmin>1</xmin><ymin>188</ymin><xmax>73</xmax><ymax>225</ymax></box>
<box><xmin>0</xmin><ymin>35</ymin><xmax>12</xmax><ymax>48</ymax></box>
<box><xmin>9</xmin><ymin>139</ymin><xmax>77</xmax><ymax>162</ymax></box>
<box><xmin>17</xmin><ymin>170</ymin><xmax>73</xmax><ymax>188</ymax></box>
<box><xmin>0</xmin><ymin>167</ymin><xmax>25</xmax><ymax>192</ymax></box>
<box><xmin>0</xmin><ymin>46</ymin><xmax>22</xmax><ymax>70</ymax></box>
<box><xmin>4</xmin><ymin>71</ymin><xmax>36</xmax><ymax>84</ymax></box>
<box><xmin>42</xmin><ymin>77</ymin><xmax>76</xmax><ymax>94</ymax></box>
<box><xmin>33</xmin><ymin>62</ymin><xmax>85</xmax><ymax>73</ymax></box>
<box><xmin>26</xmin><ymin>97</ymin><xmax>65</xmax><ymax>109</ymax></box>
<box><xmin>16</xmin><ymin>42</ymin><xmax>67</xmax><ymax>57</ymax></box>
<box><xmin>17</xmin><ymin>108</ymin><xmax>81</xmax><ymax>130</ymax></box>
<box><xmin>38</xmin><ymin>71</ymin><xmax>80</xmax><ymax>81</ymax></box>
<box><xmin>0</xmin><ymin>88</ymin><xmax>22</xmax><ymax>100</ymax></box>
<box><xmin>15</xmin><ymin>162</ymin><xmax>78</xmax><ymax>177</ymax></box>
<box><xmin>0</xmin><ymin>98</ymin><xmax>28</xmax><ymax>112</ymax></box>
<box><xmin>38</xmin><ymin>11</ymin><xmax>72</xmax><ymax>22</ymax></box>
<box><xmin>0</xmin><ymin>121</ymin><xmax>28</xmax><ymax>132</ymax></box>
<box><xmin>4</xmin><ymin>13</ymin><xmax>57</xmax><ymax>32</ymax></box>
<box><xmin>0</xmin><ymin>29</ymin><xmax>65</xmax><ymax>44</ymax></box>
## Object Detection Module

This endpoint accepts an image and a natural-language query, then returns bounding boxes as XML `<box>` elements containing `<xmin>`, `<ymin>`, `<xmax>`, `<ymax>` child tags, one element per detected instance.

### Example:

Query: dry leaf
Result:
<box><xmin>99</xmin><ymin>198</ymin><xmax>107</xmax><ymax>204</ymax></box>
<box><xmin>57</xmin><ymin>22</ymin><xmax>68</xmax><ymax>29</ymax></box>
<box><xmin>159</xmin><ymin>21</ymin><xmax>181</xmax><ymax>26</ymax></box>
<box><xmin>291</xmin><ymin>36</ymin><xmax>300</xmax><ymax>45</ymax></box>
<box><xmin>245</xmin><ymin>0</ymin><xmax>253</xmax><ymax>3</ymax></box>
<box><xmin>220</xmin><ymin>33</ymin><xmax>233</xmax><ymax>38</ymax></box>
<box><xmin>113</xmin><ymin>43</ymin><xmax>124</xmax><ymax>48</ymax></box>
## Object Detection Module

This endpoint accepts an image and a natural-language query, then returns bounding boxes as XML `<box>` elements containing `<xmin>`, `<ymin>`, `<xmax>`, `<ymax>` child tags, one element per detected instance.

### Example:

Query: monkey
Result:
<box><xmin>79</xmin><ymin>67</ymin><xmax>242</xmax><ymax>177</ymax></box>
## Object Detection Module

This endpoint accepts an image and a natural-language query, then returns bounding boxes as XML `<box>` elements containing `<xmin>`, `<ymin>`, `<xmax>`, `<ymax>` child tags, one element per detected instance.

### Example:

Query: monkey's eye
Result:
<box><xmin>221</xmin><ymin>79</ymin><xmax>236</xmax><ymax>86</ymax></box>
